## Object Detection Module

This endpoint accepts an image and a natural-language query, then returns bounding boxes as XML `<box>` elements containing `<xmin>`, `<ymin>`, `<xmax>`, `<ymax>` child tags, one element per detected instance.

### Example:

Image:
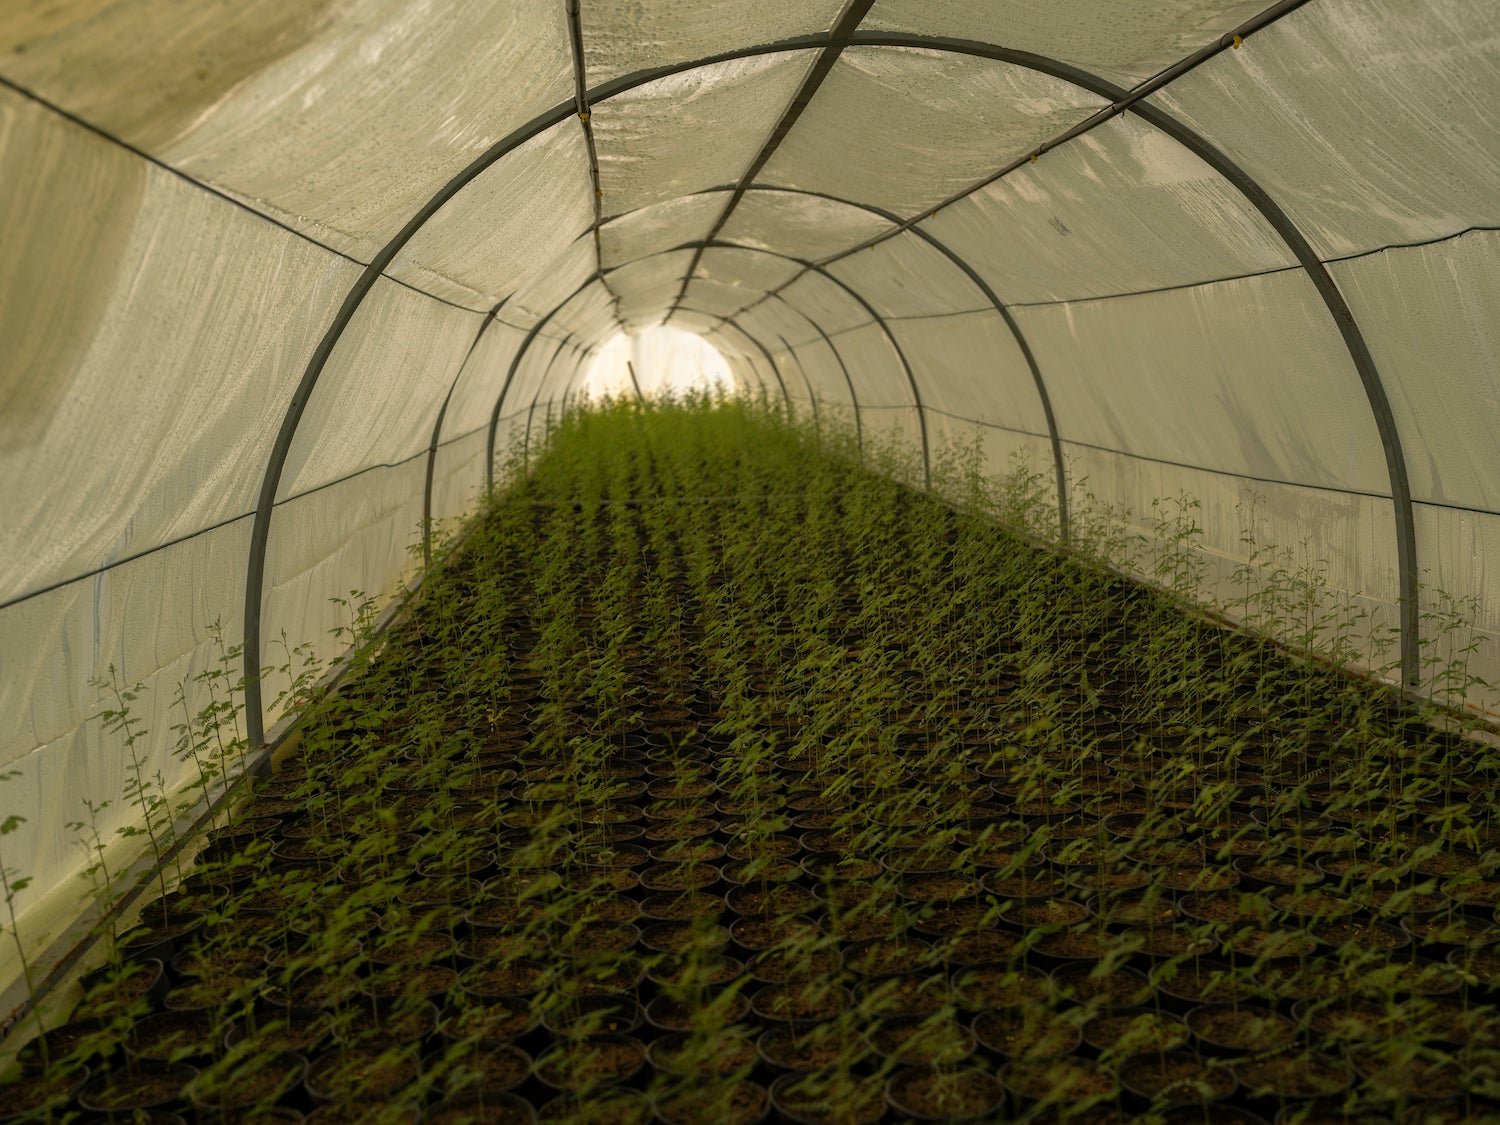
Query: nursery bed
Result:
<box><xmin>6</xmin><ymin>401</ymin><xmax>1500</xmax><ymax>1125</ymax></box>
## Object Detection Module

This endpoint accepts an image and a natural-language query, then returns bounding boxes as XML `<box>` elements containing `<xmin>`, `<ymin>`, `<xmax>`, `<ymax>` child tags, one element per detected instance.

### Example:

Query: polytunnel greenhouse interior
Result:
<box><xmin>3</xmin><ymin>0</ymin><xmax>1500</xmax><ymax>1122</ymax></box>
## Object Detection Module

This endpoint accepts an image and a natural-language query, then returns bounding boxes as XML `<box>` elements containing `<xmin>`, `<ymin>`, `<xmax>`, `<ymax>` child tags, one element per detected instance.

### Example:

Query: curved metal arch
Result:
<box><xmin>777</xmin><ymin>333</ymin><xmax>822</xmax><ymax>432</ymax></box>
<box><xmin>652</xmin><ymin>187</ymin><xmax>1069</xmax><ymax>537</ymax></box>
<box><xmin>245</xmin><ymin>8</ymin><xmax>1415</xmax><ymax>744</ymax></box>
<box><xmin>764</xmin><ymin>292</ymin><xmax>863</xmax><ymax>453</ymax></box>
<box><xmin>524</xmin><ymin>338</ymin><xmax>586</xmax><ymax>469</ymax></box>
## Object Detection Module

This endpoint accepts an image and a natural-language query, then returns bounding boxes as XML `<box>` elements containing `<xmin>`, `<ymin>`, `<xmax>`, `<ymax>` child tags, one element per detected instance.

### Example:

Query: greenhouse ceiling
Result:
<box><xmin>1</xmin><ymin>0</ymin><xmax>1498</xmax><ymax>924</ymax></box>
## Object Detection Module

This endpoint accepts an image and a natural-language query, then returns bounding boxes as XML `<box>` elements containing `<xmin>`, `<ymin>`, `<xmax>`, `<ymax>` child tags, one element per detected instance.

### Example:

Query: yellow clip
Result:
<box><xmin>1030</xmin><ymin>153</ymin><xmax>1038</xmax><ymax>164</ymax></box>
<box><xmin>1232</xmin><ymin>34</ymin><xmax>1243</xmax><ymax>49</ymax></box>
<box><xmin>596</xmin><ymin>188</ymin><xmax>603</xmax><ymax>198</ymax></box>
<box><xmin>579</xmin><ymin>109</ymin><xmax>591</xmax><ymax>123</ymax></box>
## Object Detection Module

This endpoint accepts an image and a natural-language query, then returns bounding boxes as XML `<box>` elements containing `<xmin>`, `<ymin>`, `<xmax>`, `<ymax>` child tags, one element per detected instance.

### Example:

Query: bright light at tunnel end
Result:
<box><xmin>581</xmin><ymin>327</ymin><xmax>735</xmax><ymax>401</ymax></box>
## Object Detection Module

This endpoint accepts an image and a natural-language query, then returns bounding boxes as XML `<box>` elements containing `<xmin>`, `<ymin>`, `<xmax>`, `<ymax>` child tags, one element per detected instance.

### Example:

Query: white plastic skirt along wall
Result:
<box><xmin>1</xmin><ymin>0</ymin><xmax>1498</xmax><ymax>946</ymax></box>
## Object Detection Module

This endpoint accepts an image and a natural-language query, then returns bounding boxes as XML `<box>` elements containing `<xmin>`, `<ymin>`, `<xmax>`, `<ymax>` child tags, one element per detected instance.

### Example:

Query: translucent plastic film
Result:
<box><xmin>1333</xmin><ymin>230</ymin><xmax>1500</xmax><ymax>512</ymax></box>
<box><xmin>864</xmin><ymin>0</ymin><xmax>1265</xmax><ymax>87</ymax></box>
<box><xmin>923</xmin><ymin>113</ymin><xmax>1293</xmax><ymax>305</ymax></box>
<box><xmin>826</xmin><ymin>233</ymin><xmax>990</xmax><ymax>318</ymax></box>
<box><xmin>1013</xmin><ymin>271</ymin><xmax>1391</xmax><ymax>494</ymax></box>
<box><xmin>387</xmin><ymin>123</ymin><xmax>597</xmax><ymax>310</ymax></box>
<box><xmin>610</xmin><ymin>251</ymin><xmax>697</xmax><ymax>330</ymax></box>
<box><xmin>0</xmin><ymin>90</ymin><xmax>359</xmax><ymax>602</ymax></box>
<box><xmin>759</xmin><ymin>46</ymin><xmax>1105</xmax><ymax>217</ymax></box>
<box><xmin>888</xmin><ymin>313</ymin><xmax>1050</xmax><ymax>436</ymax></box>
<box><xmin>278</xmin><ymin>282</ymin><xmax>486</xmax><ymax>498</ymax></box>
<box><xmin>2</xmin><ymin>0</ymin><xmax>577</xmax><ymax>260</ymax></box>
<box><xmin>599</xmin><ymin>195</ymin><xmax>725</xmax><ymax>269</ymax></box>
<box><xmin>593</xmin><ymin>51</ymin><xmax>816</xmax><ymax>216</ymax></box>
<box><xmin>718</xmin><ymin>189</ymin><xmax>898</xmax><ymax>262</ymax></box>
<box><xmin>1153</xmin><ymin>0</ymin><xmax>1500</xmax><ymax>258</ymax></box>
<box><xmin>581</xmin><ymin>0</ymin><xmax>844</xmax><ymax>83</ymax></box>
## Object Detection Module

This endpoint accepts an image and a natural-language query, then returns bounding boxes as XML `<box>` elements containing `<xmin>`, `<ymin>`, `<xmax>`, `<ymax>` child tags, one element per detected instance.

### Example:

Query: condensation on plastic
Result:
<box><xmin>695</xmin><ymin>245</ymin><xmax>805</xmax><ymax>293</ymax></box>
<box><xmin>887</xmin><ymin>313</ymin><xmax>1049</xmax><ymax>435</ymax></box>
<box><xmin>923</xmin><ymin>113</ymin><xmax>1294</xmax><ymax>305</ymax></box>
<box><xmin>0</xmin><ymin>91</ymin><xmax>359</xmax><ymax>603</ymax></box>
<box><xmin>1012</xmin><ymin>271</ymin><xmax>1390</xmax><ymax>494</ymax></box>
<box><xmin>1151</xmin><ymin>0</ymin><xmax>1500</xmax><ymax>258</ymax></box>
<box><xmin>1414</xmin><ymin>504</ymin><xmax>1500</xmax><ymax>712</ymax></box>
<box><xmin>0</xmin><ymin>516</ymin><xmax>253</xmax><ymax>917</ymax></box>
<box><xmin>827</xmin><ymin>232</ymin><xmax>990</xmax><ymax>318</ymax></box>
<box><xmin>598</xmin><ymin>194</ymin><xmax>725</xmax><ymax>269</ymax></box>
<box><xmin>777</xmin><ymin>270</ymin><xmax>878</xmax><ymax>337</ymax></box>
<box><xmin>863</xmin><ymin>0</ymin><xmax>1265</xmax><ymax>87</ymax></box>
<box><xmin>611</xmin><ymin>250</ymin><xmax>699</xmax><ymax>330</ymax></box>
<box><xmin>441</xmin><ymin>320</ymin><xmax>531</xmax><ymax>442</ymax></box>
<box><xmin>1</xmin><ymin>0</ymin><xmax>577</xmax><ymax>261</ymax></box>
<box><xmin>758</xmin><ymin>47</ymin><xmax>1105</xmax><ymax>218</ymax></box>
<box><xmin>581</xmin><ymin>0</ymin><xmax>844</xmax><ymax>82</ymax></box>
<box><xmin>823</xmin><ymin>323</ymin><xmax>920</xmax><ymax>409</ymax></box>
<box><xmin>1331</xmin><ymin>230</ymin><xmax>1500</xmax><ymax>512</ymax></box>
<box><xmin>592</xmin><ymin>51</ymin><xmax>817</xmax><ymax>216</ymax></box>
<box><xmin>279</xmin><ymin>281</ymin><xmax>486</xmax><ymax>498</ymax></box>
<box><xmin>386</xmin><ymin>123</ymin><xmax>597</xmax><ymax>309</ymax></box>
<box><xmin>718</xmin><ymin>189</ymin><xmax>898</xmax><ymax>262</ymax></box>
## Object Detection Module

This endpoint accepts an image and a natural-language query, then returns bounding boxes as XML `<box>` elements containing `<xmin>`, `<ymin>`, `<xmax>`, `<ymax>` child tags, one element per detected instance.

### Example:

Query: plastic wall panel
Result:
<box><xmin>825</xmin><ymin>323</ymin><xmax>917</xmax><ymax>408</ymax></box>
<box><xmin>442</xmin><ymin>321</ymin><xmax>530</xmax><ymax>440</ymax></box>
<box><xmin>387</xmin><ymin>124</ymin><xmax>596</xmax><ymax>308</ymax></box>
<box><xmin>593</xmin><ymin>52</ymin><xmax>816</xmax><ymax>215</ymax></box>
<box><xmin>778</xmin><ymin>272</ymin><xmax>874</xmax><ymax>336</ymax></box>
<box><xmin>503</xmin><ymin>338</ymin><xmax>577</xmax><ymax>421</ymax></box>
<box><xmin>1063</xmin><ymin>443</ymin><xmax>1402</xmax><ymax>671</ymax></box>
<box><xmin>1152</xmin><ymin>0</ymin><xmax>1500</xmax><ymax>259</ymax></box>
<box><xmin>924</xmin><ymin>114</ymin><xmax>1294</xmax><ymax>305</ymax></box>
<box><xmin>3</xmin><ymin>0</ymin><xmax>576</xmax><ymax>261</ymax></box>
<box><xmin>719</xmin><ymin>191</ymin><xmax>897</xmax><ymax>262</ymax></box>
<box><xmin>581</xmin><ymin>0</ymin><xmax>842</xmax><ymax>82</ymax></box>
<box><xmin>610</xmin><ymin>251</ymin><xmax>698</xmax><ymax>330</ymax></box>
<box><xmin>859</xmin><ymin>406</ymin><xmax>926</xmax><ymax>478</ymax></box>
<box><xmin>279</xmin><ymin>282</ymin><xmax>485</xmax><ymax>497</ymax></box>
<box><xmin>925</xmin><ymin>412</ymin><xmax>1058</xmax><ymax>505</ymax></box>
<box><xmin>491</xmin><ymin>410</ymin><xmax>533</xmax><ymax>478</ymax></box>
<box><xmin>827</xmin><ymin>233</ymin><xmax>990</xmax><ymax>318</ymax></box>
<box><xmin>504</xmin><ymin>239</ymin><xmax>599</xmax><ymax>324</ymax></box>
<box><xmin>1013</xmin><ymin>273</ymin><xmax>1391</xmax><ymax>494</ymax></box>
<box><xmin>788</xmin><ymin>339</ymin><xmax>860</xmax><ymax>412</ymax></box>
<box><xmin>429</xmin><ymin>428</ymin><xmax>490</xmax><ymax>534</ymax></box>
<box><xmin>0</xmin><ymin>91</ymin><xmax>360</xmax><ymax>603</ymax></box>
<box><xmin>888</xmin><ymin>314</ymin><xmax>1048</xmax><ymax>435</ymax></box>
<box><xmin>0</xmin><ymin>517</ymin><xmax>252</xmax><ymax>919</ymax></box>
<box><xmin>864</xmin><ymin>0</ymin><xmax>1265</xmax><ymax>87</ymax></box>
<box><xmin>760</xmin><ymin>47</ymin><xmax>1105</xmax><ymax>217</ymax></box>
<box><xmin>599</xmin><ymin>195</ymin><xmax>724</xmax><ymax>269</ymax></box>
<box><xmin>703</xmin><ymin>330</ymin><xmax>774</xmax><ymax>399</ymax></box>
<box><xmin>1414</xmin><ymin>505</ymin><xmax>1500</xmax><ymax>713</ymax></box>
<box><xmin>263</xmin><ymin>462</ymin><xmax>427</xmax><ymax>721</ymax></box>
<box><xmin>695</xmin><ymin>246</ymin><xmax>804</xmax><ymax>293</ymax></box>
<box><xmin>1332</xmin><ymin>231</ymin><xmax>1500</xmax><ymax>512</ymax></box>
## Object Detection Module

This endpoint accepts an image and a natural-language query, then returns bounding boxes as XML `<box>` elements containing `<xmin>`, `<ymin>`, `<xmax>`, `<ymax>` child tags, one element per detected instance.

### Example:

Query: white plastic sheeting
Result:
<box><xmin>2</xmin><ymin>0</ymin><xmax>1500</xmax><ymax>940</ymax></box>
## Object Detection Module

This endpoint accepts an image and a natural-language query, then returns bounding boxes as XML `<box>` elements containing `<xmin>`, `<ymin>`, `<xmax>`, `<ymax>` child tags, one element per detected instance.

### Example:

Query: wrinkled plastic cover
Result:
<box><xmin>864</xmin><ymin>0</ymin><xmax>1267</xmax><ymax>87</ymax></box>
<box><xmin>759</xmin><ymin>47</ymin><xmax>1105</xmax><ymax>216</ymax></box>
